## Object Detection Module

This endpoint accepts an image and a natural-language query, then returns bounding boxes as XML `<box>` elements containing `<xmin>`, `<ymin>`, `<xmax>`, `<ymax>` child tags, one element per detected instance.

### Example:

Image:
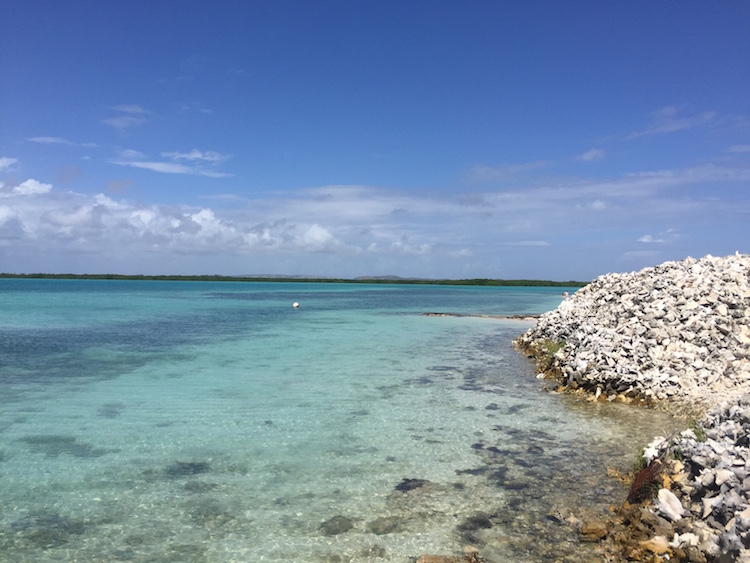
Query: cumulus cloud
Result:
<box><xmin>301</xmin><ymin>224</ymin><xmax>338</xmax><ymax>251</ymax></box>
<box><xmin>626</xmin><ymin>106</ymin><xmax>717</xmax><ymax>140</ymax></box>
<box><xmin>0</xmin><ymin>157</ymin><xmax>18</xmax><ymax>171</ymax></box>
<box><xmin>0</xmin><ymin>205</ymin><xmax>18</xmax><ymax>225</ymax></box>
<box><xmin>576</xmin><ymin>148</ymin><xmax>605</xmax><ymax>162</ymax></box>
<box><xmin>14</xmin><ymin>179</ymin><xmax>53</xmax><ymax>195</ymax></box>
<box><xmin>0</xmin><ymin>184</ymin><xmax>348</xmax><ymax>258</ymax></box>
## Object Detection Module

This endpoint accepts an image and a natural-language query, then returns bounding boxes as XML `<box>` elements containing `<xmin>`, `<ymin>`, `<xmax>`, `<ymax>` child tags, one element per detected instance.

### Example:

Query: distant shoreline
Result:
<box><xmin>0</xmin><ymin>273</ymin><xmax>587</xmax><ymax>287</ymax></box>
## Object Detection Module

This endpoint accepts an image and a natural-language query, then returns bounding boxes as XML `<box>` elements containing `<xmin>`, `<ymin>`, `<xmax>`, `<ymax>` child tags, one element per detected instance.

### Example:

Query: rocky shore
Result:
<box><xmin>515</xmin><ymin>253</ymin><xmax>750</xmax><ymax>562</ymax></box>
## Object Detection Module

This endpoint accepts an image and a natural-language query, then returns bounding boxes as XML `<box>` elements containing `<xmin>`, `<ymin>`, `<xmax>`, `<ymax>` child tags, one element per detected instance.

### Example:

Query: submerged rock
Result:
<box><xmin>165</xmin><ymin>460</ymin><xmax>211</xmax><ymax>478</ymax></box>
<box><xmin>10</xmin><ymin>512</ymin><xmax>86</xmax><ymax>548</ymax></box>
<box><xmin>18</xmin><ymin>434</ymin><xmax>113</xmax><ymax>458</ymax></box>
<box><xmin>395</xmin><ymin>478</ymin><xmax>431</xmax><ymax>492</ymax></box>
<box><xmin>320</xmin><ymin>515</ymin><xmax>354</xmax><ymax>536</ymax></box>
<box><xmin>366</xmin><ymin>515</ymin><xmax>403</xmax><ymax>535</ymax></box>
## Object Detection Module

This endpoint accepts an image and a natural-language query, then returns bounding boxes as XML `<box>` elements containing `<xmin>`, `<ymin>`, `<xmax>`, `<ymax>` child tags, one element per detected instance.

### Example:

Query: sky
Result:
<box><xmin>1</xmin><ymin>1</ymin><xmax>749</xmax><ymax>280</ymax></box>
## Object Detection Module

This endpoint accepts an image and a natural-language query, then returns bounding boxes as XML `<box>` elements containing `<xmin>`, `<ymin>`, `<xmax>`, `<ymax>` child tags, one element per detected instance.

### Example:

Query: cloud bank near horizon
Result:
<box><xmin>1</xmin><ymin>152</ymin><xmax>748</xmax><ymax>279</ymax></box>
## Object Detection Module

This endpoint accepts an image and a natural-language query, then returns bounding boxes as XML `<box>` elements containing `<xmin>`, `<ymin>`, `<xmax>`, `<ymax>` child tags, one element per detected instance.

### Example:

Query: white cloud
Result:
<box><xmin>638</xmin><ymin>228</ymin><xmax>678</xmax><ymax>244</ymax></box>
<box><xmin>504</xmin><ymin>240</ymin><xmax>550</xmax><ymax>247</ymax></box>
<box><xmin>102</xmin><ymin>105</ymin><xmax>151</xmax><ymax>130</ymax></box>
<box><xmin>42</xmin><ymin>204</ymin><xmax>101</xmax><ymax>234</ymax></box>
<box><xmin>112</xmin><ymin>160</ymin><xmax>232</xmax><ymax>178</ymax></box>
<box><xmin>728</xmin><ymin>144</ymin><xmax>750</xmax><ymax>153</ymax></box>
<box><xmin>14</xmin><ymin>179</ymin><xmax>53</xmax><ymax>195</ymax></box>
<box><xmin>113</xmin><ymin>104</ymin><xmax>149</xmax><ymax>114</ymax></box>
<box><xmin>110</xmin><ymin>149</ymin><xmax>231</xmax><ymax>178</ymax></box>
<box><xmin>626</xmin><ymin>106</ymin><xmax>717</xmax><ymax>140</ymax></box>
<box><xmin>118</xmin><ymin>149</ymin><xmax>147</xmax><ymax>159</ymax></box>
<box><xmin>161</xmin><ymin>149</ymin><xmax>230</xmax><ymax>162</ymax></box>
<box><xmin>28</xmin><ymin>136</ymin><xmax>76</xmax><ymax>146</ymax></box>
<box><xmin>573</xmin><ymin>198</ymin><xmax>606</xmax><ymax>212</ymax></box>
<box><xmin>0</xmin><ymin>205</ymin><xmax>18</xmax><ymax>225</ymax></box>
<box><xmin>174</xmin><ymin>102</ymin><xmax>215</xmax><ymax>115</ymax></box>
<box><xmin>102</xmin><ymin>116</ymin><xmax>148</xmax><ymax>130</ymax></box>
<box><xmin>111</xmin><ymin>148</ymin><xmax>232</xmax><ymax>177</ymax></box>
<box><xmin>301</xmin><ymin>224</ymin><xmax>338</xmax><ymax>251</ymax></box>
<box><xmin>27</xmin><ymin>137</ymin><xmax>97</xmax><ymax>148</ymax></box>
<box><xmin>1</xmin><ymin>158</ymin><xmax>748</xmax><ymax>278</ymax></box>
<box><xmin>0</xmin><ymin>157</ymin><xmax>18</xmax><ymax>171</ymax></box>
<box><xmin>576</xmin><ymin>148</ymin><xmax>605</xmax><ymax>162</ymax></box>
<box><xmin>118</xmin><ymin>161</ymin><xmax>194</xmax><ymax>174</ymax></box>
<box><xmin>366</xmin><ymin>240</ymin><xmax>431</xmax><ymax>255</ymax></box>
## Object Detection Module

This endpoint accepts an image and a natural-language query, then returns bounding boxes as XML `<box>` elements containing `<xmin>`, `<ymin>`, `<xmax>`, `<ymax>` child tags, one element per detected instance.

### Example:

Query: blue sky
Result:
<box><xmin>1</xmin><ymin>2</ymin><xmax>748</xmax><ymax>280</ymax></box>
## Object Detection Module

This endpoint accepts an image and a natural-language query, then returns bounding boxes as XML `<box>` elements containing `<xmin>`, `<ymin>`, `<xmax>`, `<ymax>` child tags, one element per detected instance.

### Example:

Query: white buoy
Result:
<box><xmin>293</xmin><ymin>302</ymin><xmax>299</xmax><ymax>308</ymax></box>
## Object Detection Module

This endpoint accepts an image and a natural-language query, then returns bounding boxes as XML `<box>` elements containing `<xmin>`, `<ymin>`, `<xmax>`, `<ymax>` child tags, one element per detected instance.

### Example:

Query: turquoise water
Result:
<box><xmin>0</xmin><ymin>280</ymin><xmax>678</xmax><ymax>562</ymax></box>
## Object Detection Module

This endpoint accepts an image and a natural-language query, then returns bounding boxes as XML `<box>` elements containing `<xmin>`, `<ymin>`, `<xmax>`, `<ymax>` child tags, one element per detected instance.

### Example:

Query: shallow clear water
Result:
<box><xmin>0</xmin><ymin>280</ymin><xmax>679</xmax><ymax>562</ymax></box>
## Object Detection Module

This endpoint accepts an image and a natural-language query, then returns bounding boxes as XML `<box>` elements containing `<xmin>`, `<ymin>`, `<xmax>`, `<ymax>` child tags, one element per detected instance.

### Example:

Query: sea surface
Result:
<box><xmin>0</xmin><ymin>280</ymin><xmax>680</xmax><ymax>562</ymax></box>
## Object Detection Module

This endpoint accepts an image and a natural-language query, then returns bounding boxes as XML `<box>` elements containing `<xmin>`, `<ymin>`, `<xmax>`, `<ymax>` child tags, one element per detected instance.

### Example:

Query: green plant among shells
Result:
<box><xmin>541</xmin><ymin>339</ymin><xmax>566</xmax><ymax>367</ymax></box>
<box><xmin>690</xmin><ymin>420</ymin><xmax>707</xmax><ymax>442</ymax></box>
<box><xmin>632</xmin><ymin>446</ymin><xmax>648</xmax><ymax>473</ymax></box>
